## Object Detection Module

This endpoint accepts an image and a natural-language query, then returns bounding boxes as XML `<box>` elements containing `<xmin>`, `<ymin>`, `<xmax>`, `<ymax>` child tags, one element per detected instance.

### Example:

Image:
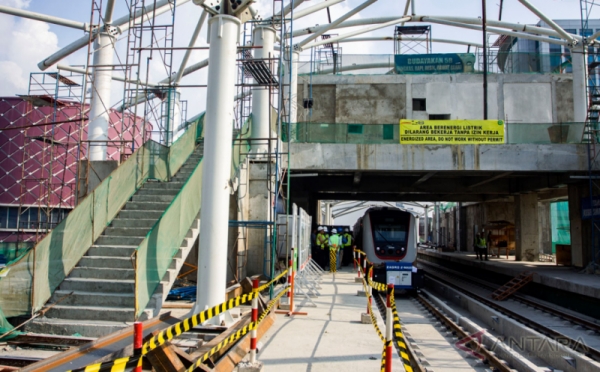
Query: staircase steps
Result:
<box><xmin>491</xmin><ymin>271</ymin><xmax>533</xmax><ymax>301</ymax></box>
<box><xmin>27</xmin><ymin>147</ymin><xmax>203</xmax><ymax>337</ymax></box>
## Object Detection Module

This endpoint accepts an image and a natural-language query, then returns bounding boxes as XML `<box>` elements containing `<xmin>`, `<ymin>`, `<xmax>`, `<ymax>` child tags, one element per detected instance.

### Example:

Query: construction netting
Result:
<box><xmin>0</xmin><ymin>306</ymin><xmax>21</xmax><ymax>340</ymax></box>
<box><xmin>134</xmin><ymin>118</ymin><xmax>204</xmax><ymax>318</ymax></box>
<box><xmin>0</xmin><ymin>115</ymin><xmax>204</xmax><ymax>320</ymax></box>
<box><xmin>551</xmin><ymin>201</ymin><xmax>571</xmax><ymax>253</ymax></box>
<box><xmin>505</xmin><ymin>122</ymin><xmax>585</xmax><ymax>144</ymax></box>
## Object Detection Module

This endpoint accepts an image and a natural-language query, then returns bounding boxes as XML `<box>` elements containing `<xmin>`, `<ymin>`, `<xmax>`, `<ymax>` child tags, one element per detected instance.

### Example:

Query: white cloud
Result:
<box><xmin>0</xmin><ymin>0</ymin><xmax>59</xmax><ymax>96</ymax></box>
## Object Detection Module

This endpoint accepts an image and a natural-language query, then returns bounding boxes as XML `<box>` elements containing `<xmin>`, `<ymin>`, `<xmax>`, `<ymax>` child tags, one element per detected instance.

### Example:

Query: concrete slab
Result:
<box><xmin>258</xmin><ymin>269</ymin><xmax>399</xmax><ymax>372</ymax></box>
<box><xmin>418</xmin><ymin>249</ymin><xmax>600</xmax><ymax>300</ymax></box>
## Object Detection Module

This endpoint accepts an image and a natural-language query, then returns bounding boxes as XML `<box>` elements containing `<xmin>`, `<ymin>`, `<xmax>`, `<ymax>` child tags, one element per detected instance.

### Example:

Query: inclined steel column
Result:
<box><xmin>251</xmin><ymin>26</ymin><xmax>276</xmax><ymax>156</ymax></box>
<box><xmin>194</xmin><ymin>15</ymin><xmax>242</xmax><ymax>312</ymax></box>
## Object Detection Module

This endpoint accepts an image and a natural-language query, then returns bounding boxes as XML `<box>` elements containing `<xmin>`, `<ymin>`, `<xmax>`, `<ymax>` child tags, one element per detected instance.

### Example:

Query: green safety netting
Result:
<box><xmin>551</xmin><ymin>201</ymin><xmax>571</xmax><ymax>253</ymax></box>
<box><xmin>135</xmin><ymin>116</ymin><xmax>249</xmax><ymax>318</ymax></box>
<box><xmin>0</xmin><ymin>115</ymin><xmax>204</xmax><ymax>320</ymax></box>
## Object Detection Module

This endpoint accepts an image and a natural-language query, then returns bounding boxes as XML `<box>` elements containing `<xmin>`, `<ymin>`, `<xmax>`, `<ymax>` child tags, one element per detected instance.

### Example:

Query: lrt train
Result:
<box><xmin>353</xmin><ymin>207</ymin><xmax>424</xmax><ymax>292</ymax></box>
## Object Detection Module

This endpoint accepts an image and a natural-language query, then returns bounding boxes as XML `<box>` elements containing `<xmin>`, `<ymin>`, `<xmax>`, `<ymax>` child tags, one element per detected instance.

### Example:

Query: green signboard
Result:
<box><xmin>395</xmin><ymin>53</ymin><xmax>476</xmax><ymax>74</ymax></box>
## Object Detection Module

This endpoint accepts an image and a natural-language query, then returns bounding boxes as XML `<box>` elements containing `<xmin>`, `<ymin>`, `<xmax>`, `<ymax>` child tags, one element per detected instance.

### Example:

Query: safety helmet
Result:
<box><xmin>331</xmin><ymin>228</ymin><xmax>337</xmax><ymax>234</ymax></box>
<box><xmin>344</xmin><ymin>228</ymin><xmax>349</xmax><ymax>232</ymax></box>
<box><xmin>323</xmin><ymin>227</ymin><xmax>329</xmax><ymax>232</ymax></box>
<box><xmin>318</xmin><ymin>226</ymin><xmax>323</xmax><ymax>231</ymax></box>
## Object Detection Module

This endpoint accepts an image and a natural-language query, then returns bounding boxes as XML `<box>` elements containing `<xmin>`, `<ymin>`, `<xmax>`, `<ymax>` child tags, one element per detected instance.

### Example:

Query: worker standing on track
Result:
<box><xmin>329</xmin><ymin>228</ymin><xmax>341</xmax><ymax>273</ymax></box>
<box><xmin>341</xmin><ymin>228</ymin><xmax>353</xmax><ymax>267</ymax></box>
<box><xmin>316</xmin><ymin>226</ymin><xmax>329</xmax><ymax>270</ymax></box>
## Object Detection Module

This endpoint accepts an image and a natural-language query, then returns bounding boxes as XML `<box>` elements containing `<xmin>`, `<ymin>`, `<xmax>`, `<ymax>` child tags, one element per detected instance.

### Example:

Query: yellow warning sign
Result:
<box><xmin>399</xmin><ymin>120</ymin><xmax>505</xmax><ymax>144</ymax></box>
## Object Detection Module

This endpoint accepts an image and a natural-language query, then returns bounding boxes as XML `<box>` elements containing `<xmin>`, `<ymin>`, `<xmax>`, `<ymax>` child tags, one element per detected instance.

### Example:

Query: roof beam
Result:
<box><xmin>0</xmin><ymin>5</ymin><xmax>89</xmax><ymax>31</ymax></box>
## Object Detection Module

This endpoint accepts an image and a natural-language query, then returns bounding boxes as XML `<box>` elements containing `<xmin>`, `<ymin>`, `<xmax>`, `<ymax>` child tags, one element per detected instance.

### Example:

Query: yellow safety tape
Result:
<box><xmin>389</xmin><ymin>296</ymin><xmax>413</xmax><ymax>372</ymax></box>
<box><xmin>142</xmin><ymin>291</ymin><xmax>259</xmax><ymax>354</ymax></box>
<box><xmin>67</xmin><ymin>355</ymin><xmax>142</xmax><ymax>372</ymax></box>
<box><xmin>353</xmin><ymin>248</ymin><xmax>366</xmax><ymax>256</ymax></box>
<box><xmin>186</xmin><ymin>285</ymin><xmax>290</xmax><ymax>372</ymax></box>
<box><xmin>258</xmin><ymin>268</ymin><xmax>289</xmax><ymax>292</ymax></box>
<box><xmin>367</xmin><ymin>266</ymin><xmax>387</xmax><ymax>292</ymax></box>
<box><xmin>360</xmin><ymin>277</ymin><xmax>385</xmax><ymax>343</ymax></box>
<box><xmin>380</xmin><ymin>343</ymin><xmax>387</xmax><ymax>372</ymax></box>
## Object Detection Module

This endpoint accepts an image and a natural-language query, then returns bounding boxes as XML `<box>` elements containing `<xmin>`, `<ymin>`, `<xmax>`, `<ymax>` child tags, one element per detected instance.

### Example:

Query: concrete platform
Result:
<box><xmin>257</xmin><ymin>268</ymin><xmax>403</xmax><ymax>371</ymax></box>
<box><xmin>418</xmin><ymin>249</ymin><xmax>600</xmax><ymax>300</ymax></box>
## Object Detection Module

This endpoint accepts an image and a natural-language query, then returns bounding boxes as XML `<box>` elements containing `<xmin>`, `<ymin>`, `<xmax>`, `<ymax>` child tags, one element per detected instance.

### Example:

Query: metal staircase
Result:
<box><xmin>491</xmin><ymin>272</ymin><xmax>533</xmax><ymax>301</ymax></box>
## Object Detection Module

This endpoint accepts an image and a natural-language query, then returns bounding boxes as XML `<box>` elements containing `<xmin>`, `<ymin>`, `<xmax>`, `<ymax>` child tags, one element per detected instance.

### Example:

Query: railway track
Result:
<box><xmin>419</xmin><ymin>260</ymin><xmax>600</xmax><ymax>362</ymax></box>
<box><xmin>371</xmin><ymin>290</ymin><xmax>511</xmax><ymax>371</ymax></box>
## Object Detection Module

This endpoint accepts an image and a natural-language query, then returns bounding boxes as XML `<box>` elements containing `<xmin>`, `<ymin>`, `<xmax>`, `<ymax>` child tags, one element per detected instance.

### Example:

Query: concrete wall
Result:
<box><xmin>296</xmin><ymin>74</ymin><xmax>573</xmax><ymax>124</ymax></box>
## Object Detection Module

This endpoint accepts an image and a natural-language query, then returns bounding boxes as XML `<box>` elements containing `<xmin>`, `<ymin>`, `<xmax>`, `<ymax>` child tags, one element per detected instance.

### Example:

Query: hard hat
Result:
<box><xmin>324</xmin><ymin>227</ymin><xmax>329</xmax><ymax>232</ymax></box>
<box><xmin>318</xmin><ymin>226</ymin><xmax>323</xmax><ymax>231</ymax></box>
<box><xmin>331</xmin><ymin>228</ymin><xmax>337</xmax><ymax>234</ymax></box>
<box><xmin>344</xmin><ymin>228</ymin><xmax>349</xmax><ymax>232</ymax></box>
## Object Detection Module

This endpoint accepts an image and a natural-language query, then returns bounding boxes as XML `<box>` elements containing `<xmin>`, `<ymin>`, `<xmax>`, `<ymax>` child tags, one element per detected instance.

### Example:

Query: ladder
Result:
<box><xmin>491</xmin><ymin>272</ymin><xmax>533</xmax><ymax>301</ymax></box>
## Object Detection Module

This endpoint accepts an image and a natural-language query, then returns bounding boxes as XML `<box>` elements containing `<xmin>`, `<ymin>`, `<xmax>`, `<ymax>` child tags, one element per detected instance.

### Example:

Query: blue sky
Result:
<box><xmin>0</xmin><ymin>0</ymin><xmax>594</xmax><ymax>116</ymax></box>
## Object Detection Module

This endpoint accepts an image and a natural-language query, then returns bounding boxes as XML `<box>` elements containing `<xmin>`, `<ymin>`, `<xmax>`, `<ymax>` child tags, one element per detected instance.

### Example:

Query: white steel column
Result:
<box><xmin>88</xmin><ymin>34</ymin><xmax>115</xmax><ymax>161</ymax></box>
<box><xmin>284</xmin><ymin>50</ymin><xmax>299</xmax><ymax>124</ymax></box>
<box><xmin>572</xmin><ymin>46</ymin><xmax>589</xmax><ymax>124</ymax></box>
<box><xmin>193</xmin><ymin>15</ymin><xmax>242</xmax><ymax>313</ymax></box>
<box><xmin>251</xmin><ymin>26</ymin><xmax>276</xmax><ymax>156</ymax></box>
<box><xmin>434</xmin><ymin>202</ymin><xmax>440</xmax><ymax>245</ymax></box>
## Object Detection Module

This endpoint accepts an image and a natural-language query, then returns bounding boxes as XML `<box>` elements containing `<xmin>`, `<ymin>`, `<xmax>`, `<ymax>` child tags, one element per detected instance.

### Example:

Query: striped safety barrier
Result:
<box><xmin>67</xmin><ymin>355</ymin><xmax>142</xmax><ymax>372</ymax></box>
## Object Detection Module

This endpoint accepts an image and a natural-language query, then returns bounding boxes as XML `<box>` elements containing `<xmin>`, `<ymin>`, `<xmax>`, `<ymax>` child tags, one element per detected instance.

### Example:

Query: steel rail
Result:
<box><xmin>419</xmin><ymin>260</ymin><xmax>600</xmax><ymax>333</ymax></box>
<box><xmin>423</xmin><ymin>268</ymin><xmax>600</xmax><ymax>361</ymax></box>
<box><xmin>371</xmin><ymin>291</ymin><xmax>426</xmax><ymax>372</ymax></box>
<box><xmin>415</xmin><ymin>293</ymin><xmax>513</xmax><ymax>372</ymax></box>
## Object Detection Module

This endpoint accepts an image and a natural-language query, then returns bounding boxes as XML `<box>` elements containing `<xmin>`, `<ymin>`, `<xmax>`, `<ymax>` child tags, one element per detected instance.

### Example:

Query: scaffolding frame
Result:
<box><xmin>580</xmin><ymin>0</ymin><xmax>600</xmax><ymax>269</ymax></box>
<box><xmin>394</xmin><ymin>25</ymin><xmax>432</xmax><ymax>55</ymax></box>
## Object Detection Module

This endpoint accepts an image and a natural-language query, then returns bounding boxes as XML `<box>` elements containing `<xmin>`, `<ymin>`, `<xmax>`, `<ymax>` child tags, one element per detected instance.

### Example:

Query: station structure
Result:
<box><xmin>0</xmin><ymin>1</ymin><xmax>599</xmax><ymax>371</ymax></box>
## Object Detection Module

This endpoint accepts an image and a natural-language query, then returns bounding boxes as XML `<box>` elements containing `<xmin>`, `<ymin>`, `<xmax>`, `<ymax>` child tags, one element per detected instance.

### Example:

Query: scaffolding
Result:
<box><xmin>580</xmin><ymin>0</ymin><xmax>600</xmax><ymax>269</ymax></box>
<box><xmin>394</xmin><ymin>25</ymin><xmax>432</xmax><ymax>55</ymax></box>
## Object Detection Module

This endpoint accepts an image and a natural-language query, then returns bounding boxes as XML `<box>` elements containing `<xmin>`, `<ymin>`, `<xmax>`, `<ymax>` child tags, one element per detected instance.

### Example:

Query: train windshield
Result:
<box><xmin>373</xmin><ymin>224</ymin><xmax>407</xmax><ymax>243</ymax></box>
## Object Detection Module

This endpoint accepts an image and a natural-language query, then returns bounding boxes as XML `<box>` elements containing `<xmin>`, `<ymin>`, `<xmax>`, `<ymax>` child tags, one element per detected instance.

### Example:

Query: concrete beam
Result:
<box><xmin>290</xmin><ymin>144</ymin><xmax>589</xmax><ymax>172</ymax></box>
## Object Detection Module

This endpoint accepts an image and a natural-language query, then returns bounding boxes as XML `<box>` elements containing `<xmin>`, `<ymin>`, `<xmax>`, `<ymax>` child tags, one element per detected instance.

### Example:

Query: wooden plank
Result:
<box><xmin>226</xmin><ymin>283</ymin><xmax>243</xmax><ymax>301</ymax></box>
<box><xmin>145</xmin><ymin>332</ymin><xmax>186</xmax><ymax>372</ymax></box>
<box><xmin>189</xmin><ymin>313</ymin><xmax>251</xmax><ymax>362</ymax></box>
<box><xmin>213</xmin><ymin>311</ymin><xmax>277</xmax><ymax>372</ymax></box>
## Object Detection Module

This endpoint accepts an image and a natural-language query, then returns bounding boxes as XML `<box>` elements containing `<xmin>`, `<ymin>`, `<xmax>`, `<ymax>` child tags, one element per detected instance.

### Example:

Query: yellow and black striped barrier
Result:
<box><xmin>185</xmin><ymin>285</ymin><xmax>290</xmax><ymax>372</ymax></box>
<box><xmin>390</xmin><ymin>296</ymin><xmax>413</xmax><ymax>371</ymax></box>
<box><xmin>67</xmin><ymin>355</ymin><xmax>142</xmax><ymax>372</ymax></box>
<box><xmin>141</xmin><ymin>268</ymin><xmax>288</xmax><ymax>355</ymax></box>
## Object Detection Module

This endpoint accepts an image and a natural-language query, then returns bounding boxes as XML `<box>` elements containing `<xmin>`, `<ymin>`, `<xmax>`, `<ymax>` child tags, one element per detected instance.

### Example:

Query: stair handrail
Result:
<box><xmin>0</xmin><ymin>115</ymin><xmax>205</xmax><ymax>320</ymax></box>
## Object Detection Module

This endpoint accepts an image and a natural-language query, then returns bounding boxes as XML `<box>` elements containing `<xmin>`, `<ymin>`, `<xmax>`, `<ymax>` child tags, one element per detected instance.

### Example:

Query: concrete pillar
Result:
<box><xmin>571</xmin><ymin>46</ymin><xmax>588</xmax><ymax>124</ymax></box>
<box><xmin>246</xmin><ymin>162</ymin><xmax>274</xmax><ymax>276</ymax></box>
<box><xmin>538</xmin><ymin>201</ymin><xmax>552</xmax><ymax>256</ymax></box>
<box><xmin>88</xmin><ymin>33</ymin><xmax>115</xmax><ymax>161</ymax></box>
<box><xmin>194</xmin><ymin>15</ymin><xmax>241</xmax><ymax>313</ymax></box>
<box><xmin>515</xmin><ymin>194</ymin><xmax>539</xmax><ymax>261</ymax></box>
<box><xmin>250</xmin><ymin>26</ymin><xmax>276</xmax><ymax>156</ymax></box>
<box><xmin>568</xmin><ymin>183</ymin><xmax>591</xmax><ymax>267</ymax></box>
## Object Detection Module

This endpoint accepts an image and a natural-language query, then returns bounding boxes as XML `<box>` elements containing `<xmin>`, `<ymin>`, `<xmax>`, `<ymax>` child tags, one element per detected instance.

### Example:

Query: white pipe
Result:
<box><xmin>401</xmin><ymin>0</ymin><xmax>411</xmax><ymax>25</ymax></box>
<box><xmin>251</xmin><ymin>26</ymin><xmax>276</xmax><ymax>156</ymax></box>
<box><xmin>517</xmin><ymin>0</ymin><xmax>577</xmax><ymax>45</ymax></box>
<box><xmin>103</xmin><ymin>0</ymin><xmax>117</xmax><ymax>24</ymax></box>
<box><xmin>296</xmin><ymin>0</ymin><xmax>377</xmax><ymax>49</ymax></box>
<box><xmin>38</xmin><ymin>0</ymin><xmax>191</xmax><ymax>70</ymax></box>
<box><xmin>57</xmin><ymin>64</ymin><xmax>158</xmax><ymax>86</ymax></box>
<box><xmin>305</xmin><ymin>16</ymin><xmax>410</xmax><ymax>50</ymax></box>
<box><xmin>194</xmin><ymin>15</ymin><xmax>241</xmax><ymax>313</ymax></box>
<box><xmin>88</xmin><ymin>34</ymin><xmax>115</xmax><ymax>161</ymax></box>
<box><xmin>282</xmin><ymin>0</ymin><xmax>306</xmax><ymax>17</ymax></box>
<box><xmin>174</xmin><ymin>11</ymin><xmax>207</xmax><ymax>85</ymax></box>
<box><xmin>426</xmin><ymin>18</ymin><xmax>568</xmax><ymax>46</ymax></box>
<box><xmin>293</xmin><ymin>0</ymin><xmax>345</xmax><ymax>20</ymax></box>
<box><xmin>338</xmin><ymin>36</ymin><xmax>483</xmax><ymax>48</ymax></box>
<box><xmin>571</xmin><ymin>47</ymin><xmax>588</xmax><ymax>124</ymax></box>
<box><xmin>291</xmin><ymin>15</ymin><xmax>581</xmax><ymax>43</ymax></box>
<box><xmin>411</xmin><ymin>0</ymin><xmax>415</xmax><ymax>15</ymax></box>
<box><xmin>284</xmin><ymin>51</ymin><xmax>299</xmax><ymax>124</ymax></box>
<box><xmin>0</xmin><ymin>5</ymin><xmax>88</xmax><ymax>30</ymax></box>
<box><xmin>318</xmin><ymin>61</ymin><xmax>393</xmax><ymax>74</ymax></box>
